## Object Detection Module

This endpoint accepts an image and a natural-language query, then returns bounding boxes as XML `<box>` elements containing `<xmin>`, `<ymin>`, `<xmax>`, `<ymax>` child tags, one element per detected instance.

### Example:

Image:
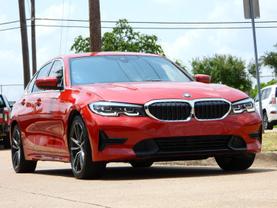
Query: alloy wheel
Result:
<box><xmin>11</xmin><ymin>128</ymin><xmax>21</xmax><ymax>169</ymax></box>
<box><xmin>70</xmin><ymin>122</ymin><xmax>86</xmax><ymax>174</ymax></box>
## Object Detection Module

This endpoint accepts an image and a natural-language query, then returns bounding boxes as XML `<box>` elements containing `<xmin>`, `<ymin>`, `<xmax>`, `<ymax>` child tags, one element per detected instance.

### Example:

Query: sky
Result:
<box><xmin>0</xmin><ymin>0</ymin><xmax>277</xmax><ymax>101</ymax></box>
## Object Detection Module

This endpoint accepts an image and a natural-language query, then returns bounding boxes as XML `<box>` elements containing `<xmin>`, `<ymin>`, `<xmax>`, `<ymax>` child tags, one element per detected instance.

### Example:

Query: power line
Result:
<box><xmin>2</xmin><ymin>18</ymin><xmax>277</xmax><ymax>26</ymax></box>
<box><xmin>0</xmin><ymin>20</ymin><xmax>20</xmax><ymax>26</ymax></box>
<box><xmin>34</xmin><ymin>24</ymin><xmax>277</xmax><ymax>30</ymax></box>
<box><xmin>0</xmin><ymin>26</ymin><xmax>20</xmax><ymax>32</ymax></box>
<box><xmin>1</xmin><ymin>24</ymin><xmax>277</xmax><ymax>32</ymax></box>
<box><xmin>35</xmin><ymin>17</ymin><xmax>277</xmax><ymax>25</ymax></box>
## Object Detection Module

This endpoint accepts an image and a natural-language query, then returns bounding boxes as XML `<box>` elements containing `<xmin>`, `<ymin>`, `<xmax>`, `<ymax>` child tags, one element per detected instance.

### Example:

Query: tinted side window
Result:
<box><xmin>49</xmin><ymin>60</ymin><xmax>64</xmax><ymax>88</ymax></box>
<box><xmin>32</xmin><ymin>62</ymin><xmax>53</xmax><ymax>92</ymax></box>
<box><xmin>265</xmin><ymin>88</ymin><xmax>271</xmax><ymax>99</ymax></box>
<box><xmin>262</xmin><ymin>88</ymin><xmax>271</xmax><ymax>100</ymax></box>
<box><xmin>26</xmin><ymin>73</ymin><xmax>38</xmax><ymax>93</ymax></box>
<box><xmin>49</xmin><ymin>60</ymin><xmax>63</xmax><ymax>77</ymax></box>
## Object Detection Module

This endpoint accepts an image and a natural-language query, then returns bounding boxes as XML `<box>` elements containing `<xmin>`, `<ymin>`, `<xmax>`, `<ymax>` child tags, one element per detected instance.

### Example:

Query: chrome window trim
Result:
<box><xmin>144</xmin><ymin>98</ymin><xmax>232</xmax><ymax>122</ymax></box>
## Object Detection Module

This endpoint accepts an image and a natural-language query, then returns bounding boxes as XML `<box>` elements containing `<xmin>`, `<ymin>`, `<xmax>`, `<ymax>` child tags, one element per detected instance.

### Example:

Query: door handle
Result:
<box><xmin>35</xmin><ymin>98</ymin><xmax>42</xmax><ymax>106</ymax></box>
<box><xmin>21</xmin><ymin>99</ymin><xmax>26</xmax><ymax>105</ymax></box>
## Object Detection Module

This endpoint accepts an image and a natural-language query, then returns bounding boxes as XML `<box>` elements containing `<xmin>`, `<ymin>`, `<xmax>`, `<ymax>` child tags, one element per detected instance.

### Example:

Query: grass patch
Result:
<box><xmin>262</xmin><ymin>131</ymin><xmax>277</xmax><ymax>152</ymax></box>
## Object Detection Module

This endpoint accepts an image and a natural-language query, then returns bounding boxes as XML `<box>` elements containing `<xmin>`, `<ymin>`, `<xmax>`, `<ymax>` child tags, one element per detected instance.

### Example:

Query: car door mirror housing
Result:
<box><xmin>194</xmin><ymin>74</ymin><xmax>211</xmax><ymax>84</ymax></box>
<box><xmin>35</xmin><ymin>77</ymin><xmax>61</xmax><ymax>90</ymax></box>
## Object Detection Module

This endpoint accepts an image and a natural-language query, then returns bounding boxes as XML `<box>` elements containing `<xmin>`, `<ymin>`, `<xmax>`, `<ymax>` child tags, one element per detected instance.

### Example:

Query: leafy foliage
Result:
<box><xmin>71</xmin><ymin>36</ymin><xmax>90</xmax><ymax>53</ymax></box>
<box><xmin>247</xmin><ymin>60</ymin><xmax>262</xmax><ymax>78</ymax></box>
<box><xmin>262</xmin><ymin>44</ymin><xmax>277</xmax><ymax>75</ymax></box>
<box><xmin>71</xmin><ymin>19</ymin><xmax>164</xmax><ymax>55</ymax></box>
<box><xmin>191</xmin><ymin>54</ymin><xmax>252</xmax><ymax>92</ymax></box>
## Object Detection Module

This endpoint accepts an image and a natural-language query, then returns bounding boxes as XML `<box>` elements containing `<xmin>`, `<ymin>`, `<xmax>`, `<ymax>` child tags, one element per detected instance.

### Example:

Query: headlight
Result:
<box><xmin>89</xmin><ymin>101</ymin><xmax>145</xmax><ymax>117</ymax></box>
<box><xmin>232</xmin><ymin>98</ymin><xmax>255</xmax><ymax>114</ymax></box>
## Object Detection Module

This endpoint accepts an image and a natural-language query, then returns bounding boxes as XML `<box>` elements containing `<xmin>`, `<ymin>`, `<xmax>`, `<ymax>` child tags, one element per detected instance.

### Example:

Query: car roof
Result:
<box><xmin>262</xmin><ymin>84</ymin><xmax>277</xmax><ymax>90</ymax></box>
<box><xmin>58</xmin><ymin>52</ymin><xmax>161</xmax><ymax>60</ymax></box>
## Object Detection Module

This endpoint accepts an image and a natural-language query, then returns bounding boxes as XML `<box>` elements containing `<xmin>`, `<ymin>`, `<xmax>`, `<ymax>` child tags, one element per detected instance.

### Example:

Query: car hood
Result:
<box><xmin>76</xmin><ymin>82</ymin><xmax>248</xmax><ymax>104</ymax></box>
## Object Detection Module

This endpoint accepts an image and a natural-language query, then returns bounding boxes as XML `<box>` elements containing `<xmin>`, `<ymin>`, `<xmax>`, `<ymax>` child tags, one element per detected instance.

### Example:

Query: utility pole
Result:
<box><xmin>18</xmin><ymin>0</ymin><xmax>30</xmax><ymax>88</ymax></box>
<box><xmin>31</xmin><ymin>0</ymin><xmax>37</xmax><ymax>75</ymax></box>
<box><xmin>88</xmin><ymin>0</ymin><xmax>101</xmax><ymax>52</ymax></box>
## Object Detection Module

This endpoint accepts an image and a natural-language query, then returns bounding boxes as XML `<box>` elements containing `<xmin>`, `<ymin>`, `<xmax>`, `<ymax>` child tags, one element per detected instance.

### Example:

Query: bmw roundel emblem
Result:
<box><xmin>183</xmin><ymin>93</ymin><xmax>191</xmax><ymax>98</ymax></box>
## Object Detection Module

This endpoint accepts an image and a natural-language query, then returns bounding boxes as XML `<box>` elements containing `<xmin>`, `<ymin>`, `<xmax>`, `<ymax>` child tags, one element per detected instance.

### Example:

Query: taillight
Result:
<box><xmin>270</xmin><ymin>97</ymin><xmax>277</xmax><ymax>104</ymax></box>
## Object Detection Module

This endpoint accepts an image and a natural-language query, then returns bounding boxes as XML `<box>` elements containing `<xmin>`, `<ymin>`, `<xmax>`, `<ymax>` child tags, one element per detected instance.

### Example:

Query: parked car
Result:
<box><xmin>10</xmin><ymin>52</ymin><xmax>262</xmax><ymax>179</ymax></box>
<box><xmin>0</xmin><ymin>94</ymin><xmax>11</xmax><ymax>148</ymax></box>
<box><xmin>255</xmin><ymin>85</ymin><xmax>277</xmax><ymax>129</ymax></box>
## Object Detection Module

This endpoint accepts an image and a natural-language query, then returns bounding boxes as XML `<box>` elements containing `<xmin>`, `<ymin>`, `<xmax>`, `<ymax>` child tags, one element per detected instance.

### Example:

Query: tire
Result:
<box><xmin>263</xmin><ymin>113</ymin><xmax>273</xmax><ymax>130</ymax></box>
<box><xmin>130</xmin><ymin>161</ymin><xmax>153</xmax><ymax>168</ymax></box>
<box><xmin>69</xmin><ymin>115</ymin><xmax>106</xmax><ymax>179</ymax></box>
<box><xmin>215</xmin><ymin>153</ymin><xmax>255</xmax><ymax>171</ymax></box>
<box><xmin>11</xmin><ymin>125</ymin><xmax>37</xmax><ymax>173</ymax></box>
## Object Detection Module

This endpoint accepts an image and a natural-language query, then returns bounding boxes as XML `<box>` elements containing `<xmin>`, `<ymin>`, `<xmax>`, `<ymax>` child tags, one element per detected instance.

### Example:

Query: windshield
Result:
<box><xmin>70</xmin><ymin>55</ymin><xmax>191</xmax><ymax>85</ymax></box>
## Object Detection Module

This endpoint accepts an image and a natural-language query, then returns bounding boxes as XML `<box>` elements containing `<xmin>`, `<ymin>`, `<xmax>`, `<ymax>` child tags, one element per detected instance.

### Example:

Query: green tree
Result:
<box><xmin>262</xmin><ymin>44</ymin><xmax>277</xmax><ymax>76</ymax></box>
<box><xmin>191</xmin><ymin>54</ymin><xmax>252</xmax><ymax>92</ymax></box>
<box><xmin>247</xmin><ymin>60</ymin><xmax>262</xmax><ymax>78</ymax></box>
<box><xmin>71</xmin><ymin>19</ymin><xmax>164</xmax><ymax>54</ymax></box>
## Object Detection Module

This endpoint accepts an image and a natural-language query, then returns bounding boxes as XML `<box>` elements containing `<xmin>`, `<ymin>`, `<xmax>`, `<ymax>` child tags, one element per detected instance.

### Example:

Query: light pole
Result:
<box><xmin>244</xmin><ymin>0</ymin><xmax>263</xmax><ymax>125</ymax></box>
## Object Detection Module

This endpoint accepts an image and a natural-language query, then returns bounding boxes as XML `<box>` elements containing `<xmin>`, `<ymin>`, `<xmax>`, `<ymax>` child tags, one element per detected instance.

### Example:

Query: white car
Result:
<box><xmin>255</xmin><ymin>85</ymin><xmax>277</xmax><ymax>129</ymax></box>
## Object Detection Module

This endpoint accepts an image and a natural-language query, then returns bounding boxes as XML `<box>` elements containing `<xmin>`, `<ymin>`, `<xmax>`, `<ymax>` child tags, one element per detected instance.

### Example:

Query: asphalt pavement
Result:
<box><xmin>0</xmin><ymin>149</ymin><xmax>277</xmax><ymax>208</ymax></box>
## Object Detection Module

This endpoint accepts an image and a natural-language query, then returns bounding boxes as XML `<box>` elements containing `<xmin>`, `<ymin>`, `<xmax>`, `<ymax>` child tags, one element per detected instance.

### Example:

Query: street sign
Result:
<box><xmin>243</xmin><ymin>0</ymin><xmax>260</xmax><ymax>19</ymax></box>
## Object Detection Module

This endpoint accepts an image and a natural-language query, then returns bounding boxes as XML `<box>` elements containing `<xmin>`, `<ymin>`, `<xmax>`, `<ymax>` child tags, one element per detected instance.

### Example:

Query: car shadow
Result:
<box><xmin>34</xmin><ymin>165</ymin><xmax>276</xmax><ymax>180</ymax></box>
<box><xmin>0</xmin><ymin>145</ymin><xmax>9</xmax><ymax>150</ymax></box>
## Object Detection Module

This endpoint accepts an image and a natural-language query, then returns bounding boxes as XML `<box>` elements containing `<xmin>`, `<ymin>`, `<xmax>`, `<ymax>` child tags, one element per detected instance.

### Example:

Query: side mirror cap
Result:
<box><xmin>194</xmin><ymin>74</ymin><xmax>211</xmax><ymax>84</ymax></box>
<box><xmin>35</xmin><ymin>77</ymin><xmax>60</xmax><ymax>90</ymax></box>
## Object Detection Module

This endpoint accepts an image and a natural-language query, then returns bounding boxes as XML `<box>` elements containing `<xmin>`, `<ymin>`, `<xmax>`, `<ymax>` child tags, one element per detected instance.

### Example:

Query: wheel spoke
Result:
<box><xmin>12</xmin><ymin>144</ymin><xmax>19</xmax><ymax>150</ymax></box>
<box><xmin>12</xmin><ymin>137</ymin><xmax>20</xmax><ymax>149</ymax></box>
<box><xmin>70</xmin><ymin>137</ymin><xmax>80</xmax><ymax>146</ymax></box>
<box><xmin>74</xmin><ymin>124</ymin><xmax>80</xmax><ymax>139</ymax></box>
<box><xmin>12</xmin><ymin>150</ymin><xmax>20</xmax><ymax>167</ymax></box>
<box><xmin>73</xmin><ymin>151</ymin><xmax>81</xmax><ymax>172</ymax></box>
<box><xmin>70</xmin><ymin>146</ymin><xmax>80</xmax><ymax>151</ymax></box>
<box><xmin>79</xmin><ymin>130</ymin><xmax>84</xmax><ymax>144</ymax></box>
<box><xmin>79</xmin><ymin>151</ymin><xmax>85</xmax><ymax>170</ymax></box>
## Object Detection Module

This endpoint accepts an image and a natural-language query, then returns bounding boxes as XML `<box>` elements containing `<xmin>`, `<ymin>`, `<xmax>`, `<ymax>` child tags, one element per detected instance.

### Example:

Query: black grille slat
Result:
<box><xmin>148</xmin><ymin>101</ymin><xmax>191</xmax><ymax>121</ymax></box>
<box><xmin>155</xmin><ymin>136</ymin><xmax>231</xmax><ymax>153</ymax></box>
<box><xmin>146</xmin><ymin>100</ymin><xmax>230</xmax><ymax>121</ymax></box>
<box><xmin>194</xmin><ymin>100</ymin><xmax>230</xmax><ymax>120</ymax></box>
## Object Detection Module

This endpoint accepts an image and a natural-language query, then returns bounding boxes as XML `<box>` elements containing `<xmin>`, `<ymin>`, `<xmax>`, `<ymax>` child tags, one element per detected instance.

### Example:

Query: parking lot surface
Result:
<box><xmin>0</xmin><ymin>149</ymin><xmax>277</xmax><ymax>208</ymax></box>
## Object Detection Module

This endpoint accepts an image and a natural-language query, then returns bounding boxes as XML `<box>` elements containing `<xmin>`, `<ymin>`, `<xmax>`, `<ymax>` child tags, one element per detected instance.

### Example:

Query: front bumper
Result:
<box><xmin>82</xmin><ymin>107</ymin><xmax>262</xmax><ymax>162</ymax></box>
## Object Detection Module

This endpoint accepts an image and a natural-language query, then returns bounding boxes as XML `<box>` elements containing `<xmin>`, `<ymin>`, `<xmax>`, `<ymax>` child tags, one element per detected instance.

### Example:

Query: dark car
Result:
<box><xmin>0</xmin><ymin>94</ymin><xmax>11</xmax><ymax>148</ymax></box>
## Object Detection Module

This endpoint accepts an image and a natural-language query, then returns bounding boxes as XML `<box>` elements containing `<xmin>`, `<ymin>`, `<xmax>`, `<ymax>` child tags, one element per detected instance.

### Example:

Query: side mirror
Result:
<box><xmin>35</xmin><ymin>77</ymin><xmax>60</xmax><ymax>90</ymax></box>
<box><xmin>194</xmin><ymin>74</ymin><xmax>211</xmax><ymax>84</ymax></box>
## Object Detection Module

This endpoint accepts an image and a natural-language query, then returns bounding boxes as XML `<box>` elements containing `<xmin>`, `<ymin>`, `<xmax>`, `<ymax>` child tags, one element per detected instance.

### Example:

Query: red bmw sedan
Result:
<box><xmin>10</xmin><ymin>52</ymin><xmax>262</xmax><ymax>179</ymax></box>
